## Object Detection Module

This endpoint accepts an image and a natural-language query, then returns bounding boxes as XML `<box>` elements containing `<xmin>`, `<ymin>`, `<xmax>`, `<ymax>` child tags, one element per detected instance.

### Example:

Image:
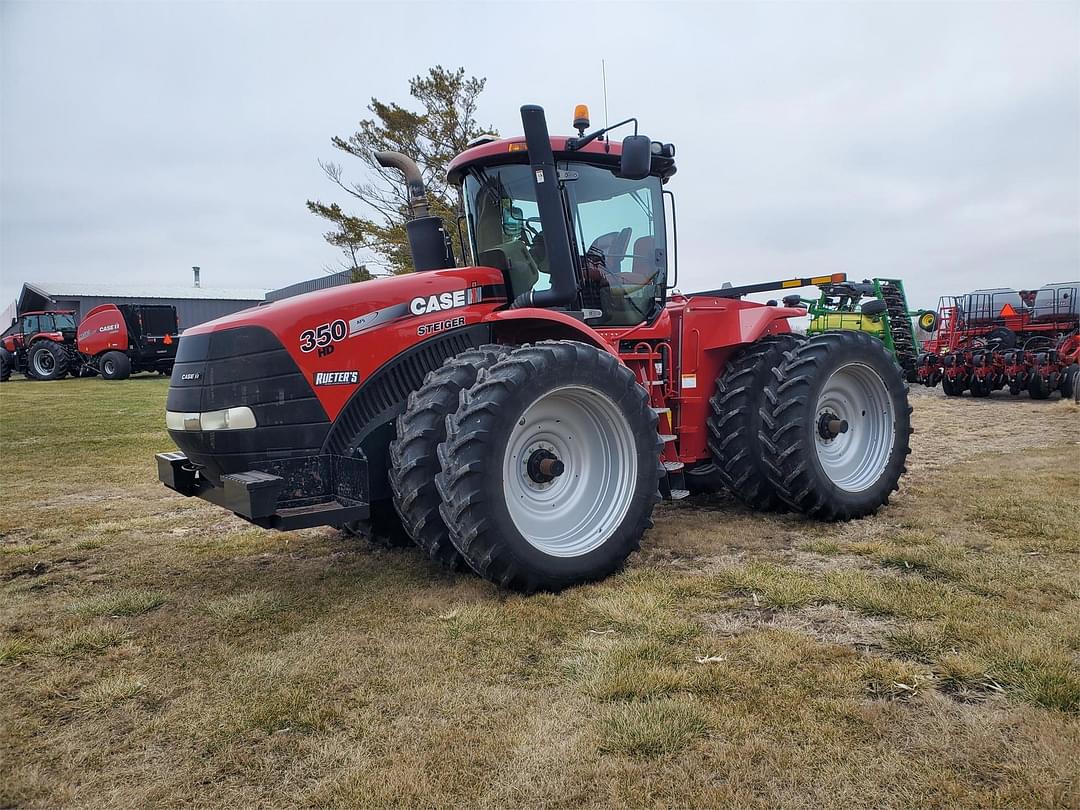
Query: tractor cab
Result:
<box><xmin>447</xmin><ymin>106</ymin><xmax>677</xmax><ymax>327</ymax></box>
<box><xmin>2</xmin><ymin>311</ymin><xmax>77</xmax><ymax>349</ymax></box>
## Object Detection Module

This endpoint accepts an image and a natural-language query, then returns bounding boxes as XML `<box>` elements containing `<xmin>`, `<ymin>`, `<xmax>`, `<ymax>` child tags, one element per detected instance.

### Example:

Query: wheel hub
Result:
<box><xmin>817</xmin><ymin>411</ymin><xmax>849</xmax><ymax>441</ymax></box>
<box><xmin>525</xmin><ymin>447</ymin><xmax>565</xmax><ymax>486</ymax></box>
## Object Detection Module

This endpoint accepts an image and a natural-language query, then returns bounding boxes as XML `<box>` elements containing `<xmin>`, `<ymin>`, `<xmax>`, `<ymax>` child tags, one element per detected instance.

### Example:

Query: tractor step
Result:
<box><xmin>658</xmin><ymin>457</ymin><xmax>688</xmax><ymax>501</ymax></box>
<box><xmin>659</xmin><ymin>434</ymin><xmax>677</xmax><ymax>443</ymax></box>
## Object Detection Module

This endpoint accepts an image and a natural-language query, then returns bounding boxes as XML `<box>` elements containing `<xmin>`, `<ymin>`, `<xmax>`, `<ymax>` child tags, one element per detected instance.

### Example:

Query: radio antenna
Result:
<box><xmin>602</xmin><ymin>59</ymin><xmax>610</xmax><ymax>132</ymax></box>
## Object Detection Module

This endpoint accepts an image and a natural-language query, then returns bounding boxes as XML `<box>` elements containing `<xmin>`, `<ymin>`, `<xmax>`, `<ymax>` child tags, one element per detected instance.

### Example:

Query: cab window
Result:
<box><xmin>463</xmin><ymin>165</ymin><xmax>549</xmax><ymax>298</ymax></box>
<box><xmin>461</xmin><ymin>160</ymin><xmax>667</xmax><ymax>327</ymax></box>
<box><xmin>565</xmin><ymin>163</ymin><xmax>667</xmax><ymax>327</ymax></box>
<box><xmin>22</xmin><ymin>315</ymin><xmax>40</xmax><ymax>334</ymax></box>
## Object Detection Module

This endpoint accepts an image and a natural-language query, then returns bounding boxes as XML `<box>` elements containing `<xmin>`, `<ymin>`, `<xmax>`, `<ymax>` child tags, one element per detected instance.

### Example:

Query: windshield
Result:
<box><xmin>462</xmin><ymin>161</ymin><xmax>667</xmax><ymax>327</ymax></box>
<box><xmin>54</xmin><ymin>313</ymin><xmax>76</xmax><ymax>330</ymax></box>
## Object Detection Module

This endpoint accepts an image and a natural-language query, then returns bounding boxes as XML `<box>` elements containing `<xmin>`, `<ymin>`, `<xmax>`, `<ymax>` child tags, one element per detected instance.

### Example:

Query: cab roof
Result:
<box><xmin>446</xmin><ymin>135</ymin><xmax>676</xmax><ymax>184</ymax></box>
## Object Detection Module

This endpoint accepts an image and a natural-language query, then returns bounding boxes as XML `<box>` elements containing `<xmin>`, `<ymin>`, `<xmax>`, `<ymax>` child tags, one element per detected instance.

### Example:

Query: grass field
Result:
<box><xmin>1</xmin><ymin>376</ymin><xmax>1078</xmax><ymax>808</ymax></box>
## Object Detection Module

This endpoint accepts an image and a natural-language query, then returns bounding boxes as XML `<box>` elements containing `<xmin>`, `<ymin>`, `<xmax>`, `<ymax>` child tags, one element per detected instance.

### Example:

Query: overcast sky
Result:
<box><xmin>2</xmin><ymin>1</ymin><xmax>1077</xmax><ymax>311</ymax></box>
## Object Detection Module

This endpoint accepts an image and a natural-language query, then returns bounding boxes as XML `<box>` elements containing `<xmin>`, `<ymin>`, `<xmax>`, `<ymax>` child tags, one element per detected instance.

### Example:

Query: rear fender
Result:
<box><xmin>482</xmin><ymin>308</ymin><xmax>617</xmax><ymax>354</ymax></box>
<box><xmin>28</xmin><ymin>332</ymin><xmax>66</xmax><ymax>346</ymax></box>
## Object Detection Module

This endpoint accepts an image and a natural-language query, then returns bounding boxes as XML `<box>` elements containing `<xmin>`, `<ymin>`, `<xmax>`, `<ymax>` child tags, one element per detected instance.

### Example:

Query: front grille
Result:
<box><xmin>166</xmin><ymin>326</ymin><xmax>330</xmax><ymax>484</ymax></box>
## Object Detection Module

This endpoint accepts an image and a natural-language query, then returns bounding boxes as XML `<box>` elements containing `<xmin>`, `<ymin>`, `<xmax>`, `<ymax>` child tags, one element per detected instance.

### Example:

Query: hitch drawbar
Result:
<box><xmin>156</xmin><ymin>451</ymin><xmax>370</xmax><ymax>531</ymax></box>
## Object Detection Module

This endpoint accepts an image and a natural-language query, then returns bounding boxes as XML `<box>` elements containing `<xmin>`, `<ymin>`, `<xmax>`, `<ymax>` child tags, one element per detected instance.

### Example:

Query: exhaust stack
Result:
<box><xmin>374</xmin><ymin>151</ymin><xmax>455</xmax><ymax>272</ymax></box>
<box><xmin>513</xmin><ymin>105</ymin><xmax>578</xmax><ymax>309</ymax></box>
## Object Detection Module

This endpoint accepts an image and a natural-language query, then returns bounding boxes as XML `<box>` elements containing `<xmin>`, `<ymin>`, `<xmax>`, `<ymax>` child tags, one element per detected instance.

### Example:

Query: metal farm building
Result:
<box><xmin>11</xmin><ymin>268</ymin><xmax>361</xmax><ymax>331</ymax></box>
<box><xmin>16</xmin><ymin>281</ymin><xmax>267</xmax><ymax>330</ymax></box>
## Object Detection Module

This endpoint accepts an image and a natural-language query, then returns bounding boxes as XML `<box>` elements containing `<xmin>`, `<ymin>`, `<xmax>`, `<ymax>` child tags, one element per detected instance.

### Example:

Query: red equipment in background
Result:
<box><xmin>75</xmin><ymin>303</ymin><xmax>179</xmax><ymax>380</ymax></box>
<box><xmin>917</xmin><ymin>284</ymin><xmax>1080</xmax><ymax>399</ymax></box>
<box><xmin>0</xmin><ymin>303</ymin><xmax>179</xmax><ymax>382</ymax></box>
<box><xmin>0</xmin><ymin>310</ymin><xmax>79</xmax><ymax>381</ymax></box>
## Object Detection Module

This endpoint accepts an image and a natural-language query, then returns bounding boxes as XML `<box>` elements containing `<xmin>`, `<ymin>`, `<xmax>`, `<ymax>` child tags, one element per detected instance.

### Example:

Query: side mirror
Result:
<box><xmin>619</xmin><ymin>135</ymin><xmax>652</xmax><ymax>180</ymax></box>
<box><xmin>860</xmin><ymin>299</ymin><xmax>888</xmax><ymax>317</ymax></box>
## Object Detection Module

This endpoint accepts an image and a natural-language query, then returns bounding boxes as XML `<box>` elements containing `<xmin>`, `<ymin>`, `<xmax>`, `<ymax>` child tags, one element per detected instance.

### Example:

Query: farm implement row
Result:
<box><xmin>916</xmin><ymin>284</ymin><xmax>1080</xmax><ymax>400</ymax></box>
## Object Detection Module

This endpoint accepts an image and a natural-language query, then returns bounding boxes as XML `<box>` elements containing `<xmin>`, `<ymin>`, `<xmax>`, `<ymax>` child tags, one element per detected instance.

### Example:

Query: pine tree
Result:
<box><xmin>307</xmin><ymin>66</ymin><xmax>496</xmax><ymax>277</ymax></box>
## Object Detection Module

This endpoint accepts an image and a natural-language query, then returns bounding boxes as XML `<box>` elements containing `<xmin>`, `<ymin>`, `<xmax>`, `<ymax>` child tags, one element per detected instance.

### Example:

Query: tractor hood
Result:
<box><xmin>166</xmin><ymin>266</ymin><xmax>507</xmax><ymax>487</ymax></box>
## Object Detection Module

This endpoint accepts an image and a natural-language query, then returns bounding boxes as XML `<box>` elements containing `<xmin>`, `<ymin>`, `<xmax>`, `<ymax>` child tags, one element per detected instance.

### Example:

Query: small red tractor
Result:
<box><xmin>0</xmin><ymin>303</ymin><xmax>179</xmax><ymax>382</ymax></box>
<box><xmin>916</xmin><ymin>284</ymin><xmax>1080</xmax><ymax>399</ymax></box>
<box><xmin>156</xmin><ymin>104</ymin><xmax>912</xmax><ymax>592</ymax></box>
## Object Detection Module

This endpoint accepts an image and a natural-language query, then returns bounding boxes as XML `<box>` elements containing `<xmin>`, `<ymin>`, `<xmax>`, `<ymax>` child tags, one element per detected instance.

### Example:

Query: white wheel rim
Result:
<box><xmin>104</xmin><ymin>359</ymin><xmax>115</xmax><ymax>375</ymax></box>
<box><xmin>33</xmin><ymin>351</ymin><xmax>54</xmax><ymax>375</ymax></box>
<box><xmin>813</xmin><ymin>362</ymin><xmax>895</xmax><ymax>493</ymax></box>
<box><xmin>502</xmin><ymin>385</ymin><xmax>637</xmax><ymax>557</ymax></box>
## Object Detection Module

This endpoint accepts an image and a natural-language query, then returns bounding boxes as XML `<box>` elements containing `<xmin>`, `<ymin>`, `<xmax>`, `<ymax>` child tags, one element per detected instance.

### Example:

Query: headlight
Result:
<box><xmin>166</xmin><ymin>406</ymin><xmax>257</xmax><ymax>431</ymax></box>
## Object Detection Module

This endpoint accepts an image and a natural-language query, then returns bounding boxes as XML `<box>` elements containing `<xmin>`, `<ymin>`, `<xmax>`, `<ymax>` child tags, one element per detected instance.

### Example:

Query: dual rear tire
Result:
<box><xmin>757</xmin><ymin>331</ymin><xmax>911</xmax><ymax>520</ymax></box>
<box><xmin>711</xmin><ymin>331</ymin><xmax>911</xmax><ymax>521</ymax></box>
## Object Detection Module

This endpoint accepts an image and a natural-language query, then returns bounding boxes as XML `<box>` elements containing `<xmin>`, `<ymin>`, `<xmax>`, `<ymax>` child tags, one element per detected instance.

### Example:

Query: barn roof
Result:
<box><xmin>21</xmin><ymin>281</ymin><xmax>268</xmax><ymax>302</ymax></box>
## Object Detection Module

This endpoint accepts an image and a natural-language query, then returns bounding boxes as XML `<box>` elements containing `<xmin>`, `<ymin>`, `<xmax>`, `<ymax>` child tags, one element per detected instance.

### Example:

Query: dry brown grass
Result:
<box><xmin>1</xmin><ymin>377</ymin><xmax>1079</xmax><ymax>808</ymax></box>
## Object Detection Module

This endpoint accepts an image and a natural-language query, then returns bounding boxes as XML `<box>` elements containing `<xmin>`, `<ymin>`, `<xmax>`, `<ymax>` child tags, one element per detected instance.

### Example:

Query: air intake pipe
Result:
<box><xmin>374</xmin><ymin>151</ymin><xmax>455</xmax><ymax>272</ymax></box>
<box><xmin>512</xmin><ymin>105</ymin><xmax>578</xmax><ymax>309</ymax></box>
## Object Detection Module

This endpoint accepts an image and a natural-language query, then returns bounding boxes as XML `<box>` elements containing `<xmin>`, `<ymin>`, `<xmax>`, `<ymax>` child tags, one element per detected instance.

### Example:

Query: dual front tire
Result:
<box><xmin>435</xmin><ymin>342</ymin><xmax>660</xmax><ymax>592</ymax></box>
<box><xmin>385</xmin><ymin>341</ymin><xmax>660</xmax><ymax>593</ymax></box>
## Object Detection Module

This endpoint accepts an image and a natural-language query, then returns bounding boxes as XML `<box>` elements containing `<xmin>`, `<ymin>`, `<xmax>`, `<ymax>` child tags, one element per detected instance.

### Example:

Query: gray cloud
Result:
<box><xmin>2</xmin><ymin>1</ymin><xmax>1077</xmax><ymax>312</ymax></box>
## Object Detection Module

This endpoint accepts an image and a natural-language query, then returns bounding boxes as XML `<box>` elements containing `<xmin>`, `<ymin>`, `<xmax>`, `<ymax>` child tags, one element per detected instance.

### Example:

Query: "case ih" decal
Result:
<box><xmin>409</xmin><ymin>287</ymin><xmax>482</xmax><ymax>315</ymax></box>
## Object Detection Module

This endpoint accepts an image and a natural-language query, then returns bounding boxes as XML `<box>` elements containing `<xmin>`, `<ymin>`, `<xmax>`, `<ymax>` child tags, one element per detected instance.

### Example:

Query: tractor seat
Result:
<box><xmin>631</xmin><ymin>236</ymin><xmax>655</xmax><ymax>277</ymax></box>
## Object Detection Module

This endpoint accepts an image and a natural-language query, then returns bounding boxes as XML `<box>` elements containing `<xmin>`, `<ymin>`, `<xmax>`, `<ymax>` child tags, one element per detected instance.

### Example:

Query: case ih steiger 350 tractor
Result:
<box><xmin>157</xmin><ymin>104</ymin><xmax>912</xmax><ymax>592</ymax></box>
<box><xmin>0</xmin><ymin>303</ymin><xmax>178</xmax><ymax>381</ymax></box>
<box><xmin>915</xmin><ymin>284</ymin><xmax>1080</xmax><ymax>399</ymax></box>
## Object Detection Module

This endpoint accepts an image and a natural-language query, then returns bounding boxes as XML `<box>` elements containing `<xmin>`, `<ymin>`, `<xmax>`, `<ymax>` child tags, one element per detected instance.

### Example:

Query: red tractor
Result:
<box><xmin>916</xmin><ymin>284</ymin><xmax>1080</xmax><ymax>399</ymax></box>
<box><xmin>156</xmin><ymin>104</ymin><xmax>911</xmax><ymax>592</ymax></box>
<box><xmin>0</xmin><ymin>303</ymin><xmax>179</xmax><ymax>382</ymax></box>
<box><xmin>0</xmin><ymin>310</ymin><xmax>79</xmax><ymax>381</ymax></box>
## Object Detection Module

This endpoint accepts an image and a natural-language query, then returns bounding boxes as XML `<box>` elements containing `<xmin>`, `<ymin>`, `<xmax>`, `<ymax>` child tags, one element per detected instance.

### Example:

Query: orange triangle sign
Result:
<box><xmin>1000</xmin><ymin>303</ymin><xmax>1017</xmax><ymax>317</ymax></box>
<box><xmin>164</xmin><ymin>333</ymin><xmax>173</xmax><ymax>345</ymax></box>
